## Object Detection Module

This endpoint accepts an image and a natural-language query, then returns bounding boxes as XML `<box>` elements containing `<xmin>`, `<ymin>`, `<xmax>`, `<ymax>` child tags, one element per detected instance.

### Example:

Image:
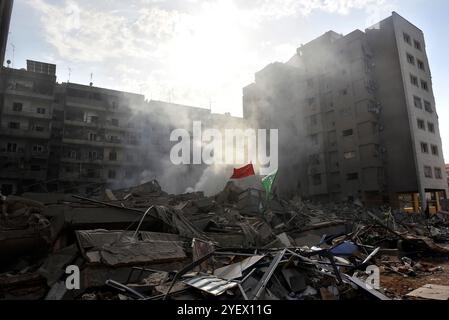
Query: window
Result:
<box><xmin>435</xmin><ymin>168</ymin><xmax>443</xmax><ymax>179</ymax></box>
<box><xmin>406</xmin><ymin>53</ymin><xmax>415</xmax><ymax>65</ymax></box>
<box><xmin>341</xmin><ymin>89</ymin><xmax>348</xmax><ymax>96</ymax></box>
<box><xmin>37</xmin><ymin>108</ymin><xmax>46</xmax><ymax>114</ymax></box>
<box><xmin>109</xmin><ymin>151</ymin><xmax>117</xmax><ymax>161</ymax></box>
<box><xmin>88</xmin><ymin>116</ymin><xmax>99</xmax><ymax>124</ymax></box>
<box><xmin>420</xmin><ymin>142</ymin><xmax>429</xmax><ymax>153</ymax></box>
<box><xmin>33</xmin><ymin>145</ymin><xmax>44</xmax><ymax>153</ymax></box>
<box><xmin>403</xmin><ymin>33</ymin><xmax>411</xmax><ymax>44</ymax></box>
<box><xmin>417</xmin><ymin>60</ymin><xmax>425</xmax><ymax>71</ymax></box>
<box><xmin>69</xmin><ymin>150</ymin><xmax>77</xmax><ymax>159</ymax></box>
<box><xmin>428</xmin><ymin>122</ymin><xmax>435</xmax><ymax>133</ymax></box>
<box><xmin>8</xmin><ymin>122</ymin><xmax>20</xmax><ymax>129</ymax></box>
<box><xmin>310</xmin><ymin>115</ymin><xmax>318</xmax><ymax>126</ymax></box>
<box><xmin>88</xmin><ymin>151</ymin><xmax>98</xmax><ymax>160</ymax></box>
<box><xmin>307</xmin><ymin>98</ymin><xmax>315</xmax><ymax>107</ymax></box>
<box><xmin>431</xmin><ymin>145</ymin><xmax>439</xmax><ymax>156</ymax></box>
<box><xmin>13</xmin><ymin>102</ymin><xmax>23</xmax><ymax>112</ymax></box>
<box><xmin>342</xmin><ymin>129</ymin><xmax>354</xmax><ymax>137</ymax></box>
<box><xmin>312</xmin><ymin>174</ymin><xmax>322</xmax><ymax>186</ymax></box>
<box><xmin>344</xmin><ymin>151</ymin><xmax>356</xmax><ymax>160</ymax></box>
<box><xmin>421</xmin><ymin>80</ymin><xmax>428</xmax><ymax>91</ymax></box>
<box><xmin>88</xmin><ymin>133</ymin><xmax>97</xmax><ymax>141</ymax></box>
<box><xmin>414</xmin><ymin>40</ymin><xmax>422</xmax><ymax>51</ymax></box>
<box><xmin>126</xmin><ymin>154</ymin><xmax>133</xmax><ymax>162</ymax></box>
<box><xmin>347</xmin><ymin>173</ymin><xmax>359</xmax><ymax>181</ymax></box>
<box><xmin>35</xmin><ymin>126</ymin><xmax>45</xmax><ymax>132</ymax></box>
<box><xmin>108</xmin><ymin>170</ymin><xmax>116</xmax><ymax>179</ymax></box>
<box><xmin>7</xmin><ymin>143</ymin><xmax>17</xmax><ymax>153</ymax></box>
<box><xmin>424</xmin><ymin>166</ymin><xmax>432</xmax><ymax>178</ymax></box>
<box><xmin>410</xmin><ymin>74</ymin><xmax>418</xmax><ymax>86</ymax></box>
<box><xmin>125</xmin><ymin>171</ymin><xmax>133</xmax><ymax>179</ymax></box>
<box><xmin>424</xmin><ymin>101</ymin><xmax>433</xmax><ymax>113</ymax></box>
<box><xmin>417</xmin><ymin>118</ymin><xmax>424</xmax><ymax>129</ymax></box>
<box><xmin>413</xmin><ymin>96</ymin><xmax>422</xmax><ymax>109</ymax></box>
<box><xmin>111</xmin><ymin>118</ymin><xmax>119</xmax><ymax>126</ymax></box>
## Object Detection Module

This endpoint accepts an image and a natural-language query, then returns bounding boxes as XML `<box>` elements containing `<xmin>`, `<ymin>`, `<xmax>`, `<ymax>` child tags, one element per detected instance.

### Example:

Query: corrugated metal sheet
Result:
<box><xmin>183</xmin><ymin>276</ymin><xmax>238</xmax><ymax>296</ymax></box>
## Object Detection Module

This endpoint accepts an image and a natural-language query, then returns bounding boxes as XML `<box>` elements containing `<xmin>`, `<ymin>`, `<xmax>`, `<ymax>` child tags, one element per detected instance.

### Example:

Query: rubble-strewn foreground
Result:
<box><xmin>1</xmin><ymin>181</ymin><xmax>449</xmax><ymax>301</ymax></box>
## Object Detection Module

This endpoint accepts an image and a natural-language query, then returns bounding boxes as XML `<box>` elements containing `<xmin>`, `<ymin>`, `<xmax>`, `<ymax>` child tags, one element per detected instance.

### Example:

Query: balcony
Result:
<box><xmin>59</xmin><ymin>172</ymin><xmax>104</xmax><ymax>183</ymax></box>
<box><xmin>64</xmin><ymin>119</ymin><xmax>100</xmax><ymax>129</ymax></box>
<box><xmin>2</xmin><ymin>109</ymin><xmax>52</xmax><ymax>120</ymax></box>
<box><xmin>5</xmin><ymin>87</ymin><xmax>55</xmax><ymax>101</ymax></box>
<box><xmin>60</xmin><ymin>157</ymin><xmax>104</xmax><ymax>165</ymax></box>
<box><xmin>0</xmin><ymin>170</ymin><xmax>47</xmax><ymax>180</ymax></box>
<box><xmin>1</xmin><ymin>128</ymin><xmax>51</xmax><ymax>139</ymax></box>
<box><xmin>66</xmin><ymin>97</ymin><xmax>106</xmax><ymax>112</ymax></box>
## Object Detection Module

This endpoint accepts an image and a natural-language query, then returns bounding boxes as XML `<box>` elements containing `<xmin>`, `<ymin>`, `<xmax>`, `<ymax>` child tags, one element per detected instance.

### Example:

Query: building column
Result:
<box><xmin>419</xmin><ymin>187</ymin><xmax>427</xmax><ymax>214</ymax></box>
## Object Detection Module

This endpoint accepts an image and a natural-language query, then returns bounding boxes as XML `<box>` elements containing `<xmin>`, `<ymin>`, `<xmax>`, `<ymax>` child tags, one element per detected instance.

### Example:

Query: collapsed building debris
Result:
<box><xmin>1</xmin><ymin>180</ymin><xmax>449</xmax><ymax>301</ymax></box>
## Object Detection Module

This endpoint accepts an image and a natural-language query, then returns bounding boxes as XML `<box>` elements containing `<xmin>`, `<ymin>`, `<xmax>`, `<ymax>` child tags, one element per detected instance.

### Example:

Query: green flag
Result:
<box><xmin>262</xmin><ymin>170</ymin><xmax>278</xmax><ymax>199</ymax></box>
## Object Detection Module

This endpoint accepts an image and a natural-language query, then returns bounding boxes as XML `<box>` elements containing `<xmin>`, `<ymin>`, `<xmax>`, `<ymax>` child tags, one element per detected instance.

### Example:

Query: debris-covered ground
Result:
<box><xmin>1</xmin><ymin>181</ymin><xmax>449</xmax><ymax>301</ymax></box>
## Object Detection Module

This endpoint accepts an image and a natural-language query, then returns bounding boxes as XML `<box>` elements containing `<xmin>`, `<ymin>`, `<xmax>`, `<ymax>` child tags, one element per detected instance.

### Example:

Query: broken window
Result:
<box><xmin>342</xmin><ymin>129</ymin><xmax>354</xmax><ymax>137</ymax></box>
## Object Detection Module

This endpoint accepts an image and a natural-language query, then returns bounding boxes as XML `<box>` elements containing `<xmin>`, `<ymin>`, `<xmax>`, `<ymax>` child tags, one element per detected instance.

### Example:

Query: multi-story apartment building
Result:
<box><xmin>244</xmin><ymin>12</ymin><xmax>448</xmax><ymax>212</ymax></box>
<box><xmin>0</xmin><ymin>60</ymin><xmax>56</xmax><ymax>195</ymax></box>
<box><xmin>0</xmin><ymin>60</ymin><xmax>249</xmax><ymax>195</ymax></box>
<box><xmin>0</xmin><ymin>0</ymin><xmax>13</xmax><ymax>67</ymax></box>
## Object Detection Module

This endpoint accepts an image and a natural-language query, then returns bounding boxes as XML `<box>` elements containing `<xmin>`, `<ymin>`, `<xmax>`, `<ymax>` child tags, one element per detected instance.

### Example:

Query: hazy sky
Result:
<box><xmin>5</xmin><ymin>0</ymin><xmax>449</xmax><ymax>161</ymax></box>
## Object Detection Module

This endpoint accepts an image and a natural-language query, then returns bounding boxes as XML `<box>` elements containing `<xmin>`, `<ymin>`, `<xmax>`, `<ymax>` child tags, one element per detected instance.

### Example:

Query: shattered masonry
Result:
<box><xmin>1</xmin><ymin>181</ymin><xmax>449</xmax><ymax>300</ymax></box>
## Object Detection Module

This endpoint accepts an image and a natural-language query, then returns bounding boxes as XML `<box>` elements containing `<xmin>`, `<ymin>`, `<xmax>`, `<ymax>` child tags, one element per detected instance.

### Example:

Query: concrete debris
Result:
<box><xmin>1</xmin><ymin>180</ymin><xmax>449</xmax><ymax>300</ymax></box>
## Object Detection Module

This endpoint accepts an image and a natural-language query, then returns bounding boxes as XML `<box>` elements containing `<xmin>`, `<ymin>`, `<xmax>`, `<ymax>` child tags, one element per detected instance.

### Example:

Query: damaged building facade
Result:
<box><xmin>0</xmin><ymin>60</ymin><xmax>248</xmax><ymax>195</ymax></box>
<box><xmin>243</xmin><ymin>12</ymin><xmax>448</xmax><ymax>211</ymax></box>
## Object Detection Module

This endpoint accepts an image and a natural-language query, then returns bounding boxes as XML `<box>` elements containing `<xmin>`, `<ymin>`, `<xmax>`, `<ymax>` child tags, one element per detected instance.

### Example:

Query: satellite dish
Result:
<box><xmin>6</xmin><ymin>60</ymin><xmax>11</xmax><ymax>67</ymax></box>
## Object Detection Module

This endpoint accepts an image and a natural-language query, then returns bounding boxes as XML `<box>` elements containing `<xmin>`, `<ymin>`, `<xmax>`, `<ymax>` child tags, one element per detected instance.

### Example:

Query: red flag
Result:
<box><xmin>231</xmin><ymin>164</ymin><xmax>255</xmax><ymax>179</ymax></box>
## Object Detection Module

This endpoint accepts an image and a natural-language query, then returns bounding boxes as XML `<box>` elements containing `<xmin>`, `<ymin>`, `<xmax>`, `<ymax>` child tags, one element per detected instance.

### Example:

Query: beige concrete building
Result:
<box><xmin>244</xmin><ymin>12</ymin><xmax>447</xmax><ymax>211</ymax></box>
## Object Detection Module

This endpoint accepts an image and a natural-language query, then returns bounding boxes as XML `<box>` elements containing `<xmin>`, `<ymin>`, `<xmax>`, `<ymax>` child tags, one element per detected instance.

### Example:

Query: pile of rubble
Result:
<box><xmin>1</xmin><ymin>180</ymin><xmax>449</xmax><ymax>301</ymax></box>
